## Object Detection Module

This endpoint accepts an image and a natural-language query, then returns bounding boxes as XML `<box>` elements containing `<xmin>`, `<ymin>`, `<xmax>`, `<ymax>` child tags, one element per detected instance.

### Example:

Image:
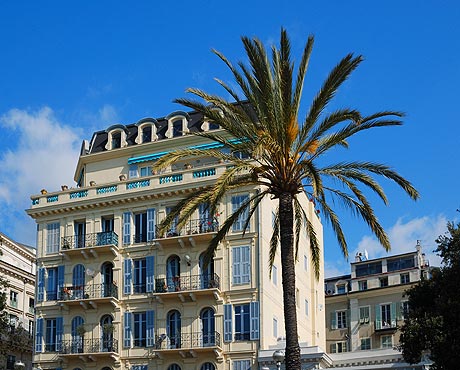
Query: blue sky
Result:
<box><xmin>0</xmin><ymin>1</ymin><xmax>458</xmax><ymax>277</ymax></box>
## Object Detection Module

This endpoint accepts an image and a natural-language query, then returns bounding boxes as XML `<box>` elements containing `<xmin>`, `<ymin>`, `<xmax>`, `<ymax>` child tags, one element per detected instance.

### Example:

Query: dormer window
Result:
<box><xmin>202</xmin><ymin>120</ymin><xmax>220</xmax><ymax>131</ymax></box>
<box><xmin>105</xmin><ymin>124</ymin><xmax>128</xmax><ymax>150</ymax></box>
<box><xmin>135</xmin><ymin>120</ymin><xmax>158</xmax><ymax>144</ymax></box>
<box><xmin>165</xmin><ymin>112</ymin><xmax>190</xmax><ymax>139</ymax></box>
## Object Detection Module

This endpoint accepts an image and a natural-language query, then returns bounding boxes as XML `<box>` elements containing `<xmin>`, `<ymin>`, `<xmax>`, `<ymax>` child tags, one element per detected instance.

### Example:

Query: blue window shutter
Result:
<box><xmin>57</xmin><ymin>265</ymin><xmax>65</xmax><ymax>300</ymax></box>
<box><xmin>124</xmin><ymin>312</ymin><xmax>132</xmax><ymax>348</ymax></box>
<box><xmin>146</xmin><ymin>256</ymin><xmax>155</xmax><ymax>293</ymax></box>
<box><xmin>37</xmin><ymin>267</ymin><xmax>45</xmax><ymax>302</ymax></box>
<box><xmin>375</xmin><ymin>305</ymin><xmax>382</xmax><ymax>330</ymax></box>
<box><xmin>147</xmin><ymin>208</ymin><xmax>156</xmax><ymax>241</ymax></box>
<box><xmin>146</xmin><ymin>310</ymin><xmax>155</xmax><ymax>347</ymax></box>
<box><xmin>232</xmin><ymin>247</ymin><xmax>241</xmax><ymax>285</ymax></box>
<box><xmin>56</xmin><ymin>317</ymin><xmax>63</xmax><ymax>351</ymax></box>
<box><xmin>124</xmin><ymin>259</ymin><xmax>132</xmax><ymax>295</ymax></box>
<box><xmin>242</xmin><ymin>246</ymin><xmax>251</xmax><ymax>283</ymax></box>
<box><xmin>224</xmin><ymin>304</ymin><xmax>233</xmax><ymax>342</ymax></box>
<box><xmin>35</xmin><ymin>318</ymin><xmax>43</xmax><ymax>353</ymax></box>
<box><xmin>123</xmin><ymin>212</ymin><xmax>131</xmax><ymax>245</ymax></box>
<box><xmin>250</xmin><ymin>301</ymin><xmax>259</xmax><ymax>340</ymax></box>
<box><xmin>129</xmin><ymin>164</ymin><xmax>138</xmax><ymax>178</ymax></box>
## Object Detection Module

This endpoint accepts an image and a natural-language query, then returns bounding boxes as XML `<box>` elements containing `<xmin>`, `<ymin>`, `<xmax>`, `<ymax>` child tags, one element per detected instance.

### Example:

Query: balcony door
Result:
<box><xmin>167</xmin><ymin>310</ymin><xmax>181</xmax><ymax>349</ymax></box>
<box><xmin>71</xmin><ymin>316</ymin><xmax>84</xmax><ymax>353</ymax></box>
<box><xmin>199</xmin><ymin>253</ymin><xmax>214</xmax><ymax>289</ymax></box>
<box><xmin>72</xmin><ymin>264</ymin><xmax>86</xmax><ymax>299</ymax></box>
<box><xmin>101</xmin><ymin>262</ymin><xmax>114</xmax><ymax>297</ymax></box>
<box><xmin>100</xmin><ymin>314</ymin><xmax>114</xmax><ymax>352</ymax></box>
<box><xmin>200</xmin><ymin>307</ymin><xmax>215</xmax><ymax>346</ymax></box>
<box><xmin>74</xmin><ymin>221</ymin><xmax>86</xmax><ymax>248</ymax></box>
<box><xmin>166</xmin><ymin>255</ymin><xmax>180</xmax><ymax>292</ymax></box>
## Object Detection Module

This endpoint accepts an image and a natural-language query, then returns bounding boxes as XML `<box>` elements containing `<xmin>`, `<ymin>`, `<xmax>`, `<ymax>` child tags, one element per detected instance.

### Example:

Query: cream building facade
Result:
<box><xmin>0</xmin><ymin>232</ymin><xmax>36</xmax><ymax>370</ymax></box>
<box><xmin>27</xmin><ymin>110</ymin><xmax>325</xmax><ymax>370</ymax></box>
<box><xmin>324</xmin><ymin>243</ymin><xmax>432</xmax><ymax>370</ymax></box>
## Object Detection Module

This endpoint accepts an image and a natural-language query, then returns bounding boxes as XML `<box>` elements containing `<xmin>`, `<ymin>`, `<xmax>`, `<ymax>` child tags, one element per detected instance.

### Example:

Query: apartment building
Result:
<box><xmin>27</xmin><ymin>110</ymin><xmax>325</xmax><ymax>370</ymax></box>
<box><xmin>324</xmin><ymin>243</ymin><xmax>432</xmax><ymax>369</ymax></box>
<box><xmin>0</xmin><ymin>232</ymin><xmax>36</xmax><ymax>370</ymax></box>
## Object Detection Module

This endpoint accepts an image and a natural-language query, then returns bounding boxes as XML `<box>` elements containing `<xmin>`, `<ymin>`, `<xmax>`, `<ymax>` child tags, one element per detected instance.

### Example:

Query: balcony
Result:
<box><xmin>61</xmin><ymin>231</ymin><xmax>119</xmax><ymax>259</ymax></box>
<box><xmin>59</xmin><ymin>283</ymin><xmax>119</xmax><ymax>309</ymax></box>
<box><xmin>375</xmin><ymin>319</ymin><xmax>398</xmax><ymax>332</ymax></box>
<box><xmin>59</xmin><ymin>338</ymin><xmax>119</xmax><ymax>361</ymax></box>
<box><xmin>152</xmin><ymin>273</ymin><xmax>220</xmax><ymax>303</ymax></box>
<box><xmin>145</xmin><ymin>217</ymin><xmax>219</xmax><ymax>248</ymax></box>
<box><xmin>152</xmin><ymin>331</ymin><xmax>221</xmax><ymax>357</ymax></box>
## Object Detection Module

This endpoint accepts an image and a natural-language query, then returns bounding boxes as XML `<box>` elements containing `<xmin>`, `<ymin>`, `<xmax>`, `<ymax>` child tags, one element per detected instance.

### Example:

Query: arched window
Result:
<box><xmin>200</xmin><ymin>307</ymin><xmax>215</xmax><ymax>346</ymax></box>
<box><xmin>112</xmin><ymin>131</ymin><xmax>121</xmax><ymax>148</ymax></box>
<box><xmin>166</xmin><ymin>255</ymin><xmax>181</xmax><ymax>292</ymax></box>
<box><xmin>200</xmin><ymin>363</ymin><xmax>216</xmax><ymax>370</ymax></box>
<box><xmin>167</xmin><ymin>310</ymin><xmax>181</xmax><ymax>349</ymax></box>
<box><xmin>72</xmin><ymin>264</ymin><xmax>85</xmax><ymax>298</ymax></box>
<box><xmin>167</xmin><ymin>364</ymin><xmax>181</xmax><ymax>370</ymax></box>
<box><xmin>135</xmin><ymin>120</ymin><xmax>158</xmax><ymax>144</ymax></box>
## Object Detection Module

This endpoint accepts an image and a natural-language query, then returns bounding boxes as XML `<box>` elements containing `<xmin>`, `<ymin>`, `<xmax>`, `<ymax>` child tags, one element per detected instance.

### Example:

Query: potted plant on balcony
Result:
<box><xmin>76</xmin><ymin>324</ymin><xmax>86</xmax><ymax>337</ymax></box>
<box><xmin>102</xmin><ymin>323</ymin><xmax>115</xmax><ymax>335</ymax></box>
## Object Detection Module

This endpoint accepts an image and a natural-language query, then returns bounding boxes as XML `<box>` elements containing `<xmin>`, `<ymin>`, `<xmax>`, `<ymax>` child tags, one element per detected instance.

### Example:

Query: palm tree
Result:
<box><xmin>154</xmin><ymin>29</ymin><xmax>419</xmax><ymax>370</ymax></box>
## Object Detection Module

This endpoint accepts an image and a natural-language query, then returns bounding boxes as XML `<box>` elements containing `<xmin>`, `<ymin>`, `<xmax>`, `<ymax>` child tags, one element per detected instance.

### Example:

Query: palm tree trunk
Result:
<box><xmin>279</xmin><ymin>192</ymin><xmax>301</xmax><ymax>370</ymax></box>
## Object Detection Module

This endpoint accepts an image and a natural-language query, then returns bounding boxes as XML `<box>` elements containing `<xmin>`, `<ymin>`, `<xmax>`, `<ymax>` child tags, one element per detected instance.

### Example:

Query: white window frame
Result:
<box><xmin>105</xmin><ymin>128</ymin><xmax>127</xmax><ymax>150</ymax></box>
<box><xmin>400</xmin><ymin>272</ymin><xmax>410</xmax><ymax>284</ymax></box>
<box><xmin>166</xmin><ymin>115</ymin><xmax>189</xmax><ymax>138</ymax></box>
<box><xmin>233</xmin><ymin>360</ymin><xmax>251</xmax><ymax>370</ymax></box>
<box><xmin>360</xmin><ymin>337</ymin><xmax>371</xmax><ymax>350</ymax></box>
<box><xmin>331</xmin><ymin>341</ymin><xmax>348</xmax><ymax>353</ymax></box>
<box><xmin>358</xmin><ymin>280</ymin><xmax>368</xmax><ymax>291</ymax></box>
<box><xmin>359</xmin><ymin>306</ymin><xmax>370</xmax><ymax>324</ymax></box>
<box><xmin>337</xmin><ymin>310</ymin><xmax>347</xmax><ymax>329</ymax></box>
<box><xmin>135</xmin><ymin>122</ymin><xmax>158</xmax><ymax>144</ymax></box>
<box><xmin>381</xmin><ymin>335</ymin><xmax>393</xmax><ymax>348</ymax></box>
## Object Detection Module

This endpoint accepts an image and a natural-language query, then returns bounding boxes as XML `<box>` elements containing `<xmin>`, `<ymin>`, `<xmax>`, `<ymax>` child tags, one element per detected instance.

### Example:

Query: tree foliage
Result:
<box><xmin>155</xmin><ymin>28</ymin><xmax>418</xmax><ymax>370</ymax></box>
<box><xmin>400</xmin><ymin>222</ymin><xmax>460</xmax><ymax>369</ymax></box>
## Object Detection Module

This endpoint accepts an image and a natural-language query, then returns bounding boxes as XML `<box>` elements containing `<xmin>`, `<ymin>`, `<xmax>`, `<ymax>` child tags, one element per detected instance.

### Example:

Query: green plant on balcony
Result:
<box><xmin>102</xmin><ymin>323</ymin><xmax>115</xmax><ymax>334</ymax></box>
<box><xmin>76</xmin><ymin>324</ymin><xmax>86</xmax><ymax>337</ymax></box>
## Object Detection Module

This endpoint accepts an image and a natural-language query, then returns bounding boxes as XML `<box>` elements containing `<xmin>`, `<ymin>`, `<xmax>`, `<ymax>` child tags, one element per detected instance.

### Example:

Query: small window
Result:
<box><xmin>359</xmin><ymin>306</ymin><xmax>370</xmax><ymax>324</ymax></box>
<box><xmin>129</xmin><ymin>165</ymin><xmax>139</xmax><ymax>179</ymax></box>
<box><xmin>305</xmin><ymin>299</ymin><xmax>309</xmax><ymax>316</ymax></box>
<box><xmin>172</xmin><ymin>119</ymin><xmax>183</xmax><ymax>137</ymax></box>
<box><xmin>381</xmin><ymin>335</ymin><xmax>393</xmax><ymax>348</ymax></box>
<box><xmin>140</xmin><ymin>166</ymin><xmax>151</xmax><ymax>177</ymax></box>
<box><xmin>10</xmin><ymin>291</ymin><xmax>18</xmax><ymax>308</ymax></box>
<box><xmin>142</xmin><ymin>126</ymin><xmax>152</xmax><ymax>143</ymax></box>
<box><xmin>337</xmin><ymin>310</ymin><xmax>347</xmax><ymax>329</ymax></box>
<box><xmin>234</xmin><ymin>304</ymin><xmax>250</xmax><ymax>340</ymax></box>
<box><xmin>337</xmin><ymin>284</ymin><xmax>346</xmax><ymax>294</ymax></box>
<box><xmin>331</xmin><ymin>341</ymin><xmax>348</xmax><ymax>353</ymax></box>
<box><xmin>304</xmin><ymin>255</ymin><xmax>308</xmax><ymax>271</ymax></box>
<box><xmin>209</xmin><ymin>121</ymin><xmax>220</xmax><ymax>130</ymax></box>
<box><xmin>233</xmin><ymin>360</ymin><xmax>251</xmax><ymax>370</ymax></box>
<box><xmin>358</xmin><ymin>280</ymin><xmax>368</xmax><ymax>291</ymax></box>
<box><xmin>232</xmin><ymin>246</ymin><xmax>251</xmax><ymax>285</ymax></box>
<box><xmin>379</xmin><ymin>277</ymin><xmax>388</xmax><ymax>287</ymax></box>
<box><xmin>112</xmin><ymin>132</ymin><xmax>121</xmax><ymax>148</ymax></box>
<box><xmin>360</xmin><ymin>337</ymin><xmax>371</xmax><ymax>350</ymax></box>
<box><xmin>273</xmin><ymin>317</ymin><xmax>278</xmax><ymax>338</ymax></box>
<box><xmin>401</xmin><ymin>301</ymin><xmax>410</xmax><ymax>319</ymax></box>
<box><xmin>272</xmin><ymin>265</ymin><xmax>277</xmax><ymax>286</ymax></box>
<box><xmin>400</xmin><ymin>273</ymin><xmax>410</xmax><ymax>284</ymax></box>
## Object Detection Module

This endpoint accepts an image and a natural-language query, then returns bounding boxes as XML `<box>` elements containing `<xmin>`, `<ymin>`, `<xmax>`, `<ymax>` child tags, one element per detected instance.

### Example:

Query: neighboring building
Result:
<box><xmin>27</xmin><ymin>110</ymin><xmax>325</xmax><ymax>370</ymax></box>
<box><xmin>324</xmin><ymin>242</ymin><xmax>432</xmax><ymax>369</ymax></box>
<box><xmin>0</xmin><ymin>232</ymin><xmax>36</xmax><ymax>370</ymax></box>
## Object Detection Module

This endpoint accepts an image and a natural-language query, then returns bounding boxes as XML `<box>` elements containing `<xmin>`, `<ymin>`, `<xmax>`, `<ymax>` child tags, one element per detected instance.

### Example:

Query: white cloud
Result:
<box><xmin>0</xmin><ymin>107</ymin><xmax>82</xmax><ymax>245</ymax></box>
<box><xmin>354</xmin><ymin>215</ymin><xmax>448</xmax><ymax>268</ymax></box>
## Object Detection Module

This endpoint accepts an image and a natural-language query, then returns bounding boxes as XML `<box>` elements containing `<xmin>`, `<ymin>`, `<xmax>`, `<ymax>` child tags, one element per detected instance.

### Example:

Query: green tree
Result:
<box><xmin>400</xmin><ymin>222</ymin><xmax>460</xmax><ymax>369</ymax></box>
<box><xmin>155</xmin><ymin>29</ymin><xmax>418</xmax><ymax>369</ymax></box>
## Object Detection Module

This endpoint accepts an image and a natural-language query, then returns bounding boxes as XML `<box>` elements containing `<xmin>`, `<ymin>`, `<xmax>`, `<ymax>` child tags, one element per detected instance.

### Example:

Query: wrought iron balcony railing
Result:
<box><xmin>154</xmin><ymin>331</ymin><xmax>221</xmax><ymax>350</ymax></box>
<box><xmin>131</xmin><ymin>218</ymin><xmax>219</xmax><ymax>243</ymax></box>
<box><xmin>154</xmin><ymin>273</ymin><xmax>220</xmax><ymax>293</ymax></box>
<box><xmin>59</xmin><ymin>338</ymin><xmax>119</xmax><ymax>354</ymax></box>
<box><xmin>59</xmin><ymin>283</ymin><xmax>118</xmax><ymax>301</ymax></box>
<box><xmin>61</xmin><ymin>231</ymin><xmax>119</xmax><ymax>250</ymax></box>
